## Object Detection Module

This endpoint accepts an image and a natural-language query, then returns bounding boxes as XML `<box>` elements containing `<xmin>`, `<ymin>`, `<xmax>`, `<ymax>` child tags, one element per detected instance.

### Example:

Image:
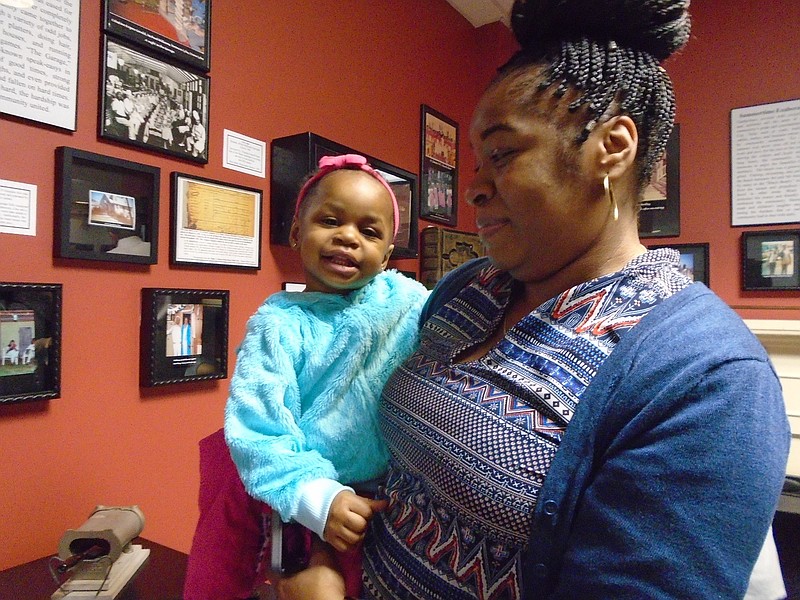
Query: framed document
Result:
<box><xmin>171</xmin><ymin>173</ymin><xmax>263</xmax><ymax>269</ymax></box>
<box><xmin>55</xmin><ymin>147</ymin><xmax>160</xmax><ymax>264</ymax></box>
<box><xmin>103</xmin><ymin>0</ymin><xmax>211</xmax><ymax>72</ymax></box>
<box><xmin>0</xmin><ymin>283</ymin><xmax>61</xmax><ymax>404</ymax></box>
<box><xmin>140</xmin><ymin>288</ymin><xmax>229</xmax><ymax>386</ymax></box>
<box><xmin>419</xmin><ymin>105</ymin><xmax>459</xmax><ymax>227</ymax></box>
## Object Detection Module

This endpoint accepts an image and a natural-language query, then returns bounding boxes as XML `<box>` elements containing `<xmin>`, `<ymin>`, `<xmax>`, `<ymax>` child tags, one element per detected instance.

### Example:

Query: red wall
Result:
<box><xmin>665</xmin><ymin>0</ymin><xmax>800</xmax><ymax>318</ymax></box>
<box><xmin>1</xmin><ymin>0</ymin><xmax>798</xmax><ymax>572</ymax></box>
<box><xmin>0</xmin><ymin>0</ymin><xmax>504</xmax><ymax>569</ymax></box>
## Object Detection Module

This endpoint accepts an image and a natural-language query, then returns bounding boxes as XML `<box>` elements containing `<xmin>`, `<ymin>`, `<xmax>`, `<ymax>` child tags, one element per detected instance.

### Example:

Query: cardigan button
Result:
<box><xmin>542</xmin><ymin>500</ymin><xmax>558</xmax><ymax>515</ymax></box>
<box><xmin>533</xmin><ymin>563</ymin><xmax>548</xmax><ymax>579</ymax></box>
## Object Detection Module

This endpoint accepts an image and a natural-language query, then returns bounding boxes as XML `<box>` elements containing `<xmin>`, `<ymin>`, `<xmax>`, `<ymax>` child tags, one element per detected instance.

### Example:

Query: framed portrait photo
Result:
<box><xmin>419</xmin><ymin>105</ymin><xmax>459</xmax><ymax>227</ymax></box>
<box><xmin>741</xmin><ymin>230</ymin><xmax>800</xmax><ymax>291</ymax></box>
<box><xmin>0</xmin><ymin>283</ymin><xmax>61</xmax><ymax>404</ymax></box>
<box><xmin>639</xmin><ymin>124</ymin><xmax>681</xmax><ymax>238</ymax></box>
<box><xmin>171</xmin><ymin>173</ymin><xmax>263</xmax><ymax>270</ymax></box>
<box><xmin>100</xmin><ymin>36</ymin><xmax>210</xmax><ymax>164</ymax></box>
<box><xmin>103</xmin><ymin>0</ymin><xmax>211</xmax><ymax>72</ymax></box>
<box><xmin>55</xmin><ymin>147</ymin><xmax>159</xmax><ymax>264</ymax></box>
<box><xmin>648</xmin><ymin>243</ymin><xmax>709</xmax><ymax>287</ymax></box>
<box><xmin>140</xmin><ymin>288</ymin><xmax>229</xmax><ymax>386</ymax></box>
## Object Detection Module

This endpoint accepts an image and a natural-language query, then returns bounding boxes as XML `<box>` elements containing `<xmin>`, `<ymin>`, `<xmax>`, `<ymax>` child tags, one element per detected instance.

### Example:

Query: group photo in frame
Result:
<box><xmin>55</xmin><ymin>147</ymin><xmax>159</xmax><ymax>264</ymax></box>
<box><xmin>0</xmin><ymin>283</ymin><xmax>61</xmax><ymax>404</ymax></box>
<box><xmin>140</xmin><ymin>288</ymin><xmax>229</xmax><ymax>386</ymax></box>
<box><xmin>101</xmin><ymin>36</ymin><xmax>210</xmax><ymax>164</ymax></box>
<box><xmin>648</xmin><ymin>242</ymin><xmax>709</xmax><ymax>286</ymax></box>
<box><xmin>103</xmin><ymin>0</ymin><xmax>211</xmax><ymax>72</ymax></box>
<box><xmin>638</xmin><ymin>124</ymin><xmax>681</xmax><ymax>238</ymax></box>
<box><xmin>419</xmin><ymin>105</ymin><xmax>459</xmax><ymax>227</ymax></box>
<box><xmin>741</xmin><ymin>230</ymin><xmax>800</xmax><ymax>291</ymax></box>
<box><xmin>171</xmin><ymin>173</ymin><xmax>263</xmax><ymax>270</ymax></box>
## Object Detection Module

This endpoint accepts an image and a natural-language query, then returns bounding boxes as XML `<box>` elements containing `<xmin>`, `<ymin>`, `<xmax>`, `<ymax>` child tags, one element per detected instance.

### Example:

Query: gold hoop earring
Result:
<box><xmin>604</xmin><ymin>174</ymin><xmax>619</xmax><ymax>222</ymax></box>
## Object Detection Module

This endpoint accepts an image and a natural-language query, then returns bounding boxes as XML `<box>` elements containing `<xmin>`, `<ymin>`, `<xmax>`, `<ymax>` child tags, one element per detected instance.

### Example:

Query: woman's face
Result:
<box><xmin>467</xmin><ymin>74</ymin><xmax>611</xmax><ymax>285</ymax></box>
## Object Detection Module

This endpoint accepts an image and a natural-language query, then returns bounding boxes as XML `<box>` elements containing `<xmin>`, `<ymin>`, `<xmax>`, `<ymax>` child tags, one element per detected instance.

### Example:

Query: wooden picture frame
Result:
<box><xmin>55</xmin><ymin>147</ymin><xmax>159</xmax><ymax>264</ymax></box>
<box><xmin>103</xmin><ymin>0</ymin><xmax>211</xmax><ymax>72</ymax></box>
<box><xmin>0</xmin><ymin>283</ymin><xmax>62</xmax><ymax>404</ymax></box>
<box><xmin>140</xmin><ymin>288</ymin><xmax>229</xmax><ymax>386</ymax></box>
<box><xmin>648</xmin><ymin>243</ymin><xmax>710</xmax><ymax>287</ymax></box>
<box><xmin>100</xmin><ymin>36</ymin><xmax>210</xmax><ymax>164</ymax></box>
<box><xmin>170</xmin><ymin>173</ymin><xmax>263</xmax><ymax>270</ymax></box>
<box><xmin>419</xmin><ymin>105</ymin><xmax>459</xmax><ymax>227</ymax></box>
<box><xmin>741</xmin><ymin>230</ymin><xmax>800</xmax><ymax>291</ymax></box>
<box><xmin>639</xmin><ymin>124</ymin><xmax>681</xmax><ymax>238</ymax></box>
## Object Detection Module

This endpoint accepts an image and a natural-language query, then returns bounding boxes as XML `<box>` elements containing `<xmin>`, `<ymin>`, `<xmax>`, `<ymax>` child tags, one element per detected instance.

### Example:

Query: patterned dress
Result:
<box><xmin>362</xmin><ymin>249</ymin><xmax>692</xmax><ymax>599</ymax></box>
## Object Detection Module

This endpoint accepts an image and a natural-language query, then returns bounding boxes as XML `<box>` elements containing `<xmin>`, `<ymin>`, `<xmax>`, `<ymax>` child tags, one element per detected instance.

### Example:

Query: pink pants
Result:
<box><xmin>183</xmin><ymin>428</ymin><xmax>363</xmax><ymax>600</ymax></box>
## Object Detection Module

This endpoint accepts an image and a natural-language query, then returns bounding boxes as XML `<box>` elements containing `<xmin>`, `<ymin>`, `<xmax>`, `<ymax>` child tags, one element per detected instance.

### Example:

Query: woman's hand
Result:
<box><xmin>274</xmin><ymin>539</ymin><xmax>348</xmax><ymax>600</ymax></box>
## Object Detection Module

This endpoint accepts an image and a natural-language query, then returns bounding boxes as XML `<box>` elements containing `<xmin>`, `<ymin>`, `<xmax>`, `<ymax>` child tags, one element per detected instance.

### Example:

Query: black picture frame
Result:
<box><xmin>741</xmin><ymin>230</ymin><xmax>800</xmax><ymax>291</ymax></box>
<box><xmin>103</xmin><ymin>0</ymin><xmax>211</xmax><ymax>72</ymax></box>
<box><xmin>140</xmin><ymin>288</ymin><xmax>229</xmax><ymax>386</ymax></box>
<box><xmin>170</xmin><ymin>173</ymin><xmax>263</xmax><ymax>270</ymax></box>
<box><xmin>648</xmin><ymin>243</ymin><xmax>710</xmax><ymax>287</ymax></box>
<box><xmin>419</xmin><ymin>105</ymin><xmax>459</xmax><ymax>227</ymax></box>
<box><xmin>270</xmin><ymin>132</ymin><xmax>419</xmax><ymax>258</ymax></box>
<box><xmin>0</xmin><ymin>283</ymin><xmax>62</xmax><ymax>404</ymax></box>
<box><xmin>100</xmin><ymin>36</ymin><xmax>210</xmax><ymax>164</ymax></box>
<box><xmin>639</xmin><ymin>124</ymin><xmax>681</xmax><ymax>238</ymax></box>
<box><xmin>55</xmin><ymin>147</ymin><xmax>160</xmax><ymax>264</ymax></box>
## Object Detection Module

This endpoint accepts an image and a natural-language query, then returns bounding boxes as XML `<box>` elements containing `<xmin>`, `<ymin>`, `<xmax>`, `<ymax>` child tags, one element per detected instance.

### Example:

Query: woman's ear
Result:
<box><xmin>593</xmin><ymin>115</ymin><xmax>638</xmax><ymax>179</ymax></box>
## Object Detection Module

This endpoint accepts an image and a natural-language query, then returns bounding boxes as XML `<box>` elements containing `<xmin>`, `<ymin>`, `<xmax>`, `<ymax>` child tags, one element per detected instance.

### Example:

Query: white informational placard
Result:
<box><xmin>0</xmin><ymin>178</ymin><xmax>36</xmax><ymax>236</ymax></box>
<box><xmin>0</xmin><ymin>0</ymin><xmax>80</xmax><ymax>131</ymax></box>
<box><xmin>731</xmin><ymin>98</ymin><xmax>800</xmax><ymax>226</ymax></box>
<box><xmin>223</xmin><ymin>129</ymin><xmax>267</xmax><ymax>178</ymax></box>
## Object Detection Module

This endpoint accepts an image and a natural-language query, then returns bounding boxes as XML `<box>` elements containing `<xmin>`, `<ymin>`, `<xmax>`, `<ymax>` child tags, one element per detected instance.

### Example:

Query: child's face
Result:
<box><xmin>290</xmin><ymin>170</ymin><xmax>395</xmax><ymax>294</ymax></box>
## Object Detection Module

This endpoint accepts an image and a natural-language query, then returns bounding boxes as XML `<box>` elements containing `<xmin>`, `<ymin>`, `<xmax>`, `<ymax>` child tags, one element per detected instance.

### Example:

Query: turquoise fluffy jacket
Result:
<box><xmin>224</xmin><ymin>270</ymin><xmax>429</xmax><ymax>522</ymax></box>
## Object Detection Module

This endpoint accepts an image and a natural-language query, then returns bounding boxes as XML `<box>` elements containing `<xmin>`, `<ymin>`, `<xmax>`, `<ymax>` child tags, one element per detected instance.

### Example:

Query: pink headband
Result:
<box><xmin>294</xmin><ymin>154</ymin><xmax>400</xmax><ymax>239</ymax></box>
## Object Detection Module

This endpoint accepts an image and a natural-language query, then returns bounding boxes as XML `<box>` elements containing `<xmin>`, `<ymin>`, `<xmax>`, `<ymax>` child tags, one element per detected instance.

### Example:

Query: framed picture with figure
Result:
<box><xmin>419</xmin><ymin>105</ymin><xmax>459</xmax><ymax>227</ymax></box>
<box><xmin>140</xmin><ymin>288</ymin><xmax>229</xmax><ymax>386</ymax></box>
<box><xmin>741</xmin><ymin>230</ymin><xmax>800</xmax><ymax>291</ymax></box>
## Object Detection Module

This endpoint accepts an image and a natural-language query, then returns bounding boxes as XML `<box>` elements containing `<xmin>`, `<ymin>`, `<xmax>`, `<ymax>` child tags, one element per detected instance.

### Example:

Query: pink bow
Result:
<box><xmin>318</xmin><ymin>154</ymin><xmax>368</xmax><ymax>169</ymax></box>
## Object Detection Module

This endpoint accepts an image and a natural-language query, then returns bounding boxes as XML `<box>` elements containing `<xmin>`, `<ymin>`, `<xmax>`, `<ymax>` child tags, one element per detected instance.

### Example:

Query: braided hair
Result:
<box><xmin>496</xmin><ymin>0</ymin><xmax>691</xmax><ymax>188</ymax></box>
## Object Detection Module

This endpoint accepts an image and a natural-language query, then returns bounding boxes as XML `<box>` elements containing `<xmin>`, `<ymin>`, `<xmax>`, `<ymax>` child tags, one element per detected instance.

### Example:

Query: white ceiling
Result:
<box><xmin>446</xmin><ymin>0</ymin><xmax>513</xmax><ymax>27</ymax></box>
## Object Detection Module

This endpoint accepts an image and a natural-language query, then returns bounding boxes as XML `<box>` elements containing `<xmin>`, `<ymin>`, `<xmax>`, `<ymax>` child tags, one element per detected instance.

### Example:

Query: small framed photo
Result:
<box><xmin>55</xmin><ymin>147</ymin><xmax>159</xmax><ymax>264</ymax></box>
<box><xmin>103</xmin><ymin>0</ymin><xmax>211</xmax><ymax>72</ymax></box>
<box><xmin>101</xmin><ymin>36</ymin><xmax>210</xmax><ymax>164</ymax></box>
<box><xmin>140</xmin><ymin>288</ymin><xmax>229</xmax><ymax>386</ymax></box>
<box><xmin>648</xmin><ymin>243</ymin><xmax>709</xmax><ymax>287</ymax></box>
<box><xmin>0</xmin><ymin>283</ymin><xmax>61</xmax><ymax>404</ymax></box>
<box><xmin>419</xmin><ymin>105</ymin><xmax>459</xmax><ymax>227</ymax></box>
<box><xmin>171</xmin><ymin>173</ymin><xmax>263</xmax><ymax>269</ymax></box>
<box><xmin>741</xmin><ymin>230</ymin><xmax>800</xmax><ymax>291</ymax></box>
<box><xmin>639</xmin><ymin>124</ymin><xmax>681</xmax><ymax>238</ymax></box>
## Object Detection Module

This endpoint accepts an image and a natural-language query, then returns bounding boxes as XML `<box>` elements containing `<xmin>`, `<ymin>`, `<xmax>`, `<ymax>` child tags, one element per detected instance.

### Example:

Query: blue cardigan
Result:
<box><xmin>225</xmin><ymin>270</ymin><xmax>428</xmax><ymax>535</ymax></box>
<box><xmin>521</xmin><ymin>283</ymin><xmax>790</xmax><ymax>598</ymax></box>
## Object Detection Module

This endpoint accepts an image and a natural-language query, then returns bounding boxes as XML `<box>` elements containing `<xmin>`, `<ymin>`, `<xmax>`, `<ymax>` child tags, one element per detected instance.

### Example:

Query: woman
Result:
<box><xmin>277</xmin><ymin>0</ymin><xmax>790</xmax><ymax>598</ymax></box>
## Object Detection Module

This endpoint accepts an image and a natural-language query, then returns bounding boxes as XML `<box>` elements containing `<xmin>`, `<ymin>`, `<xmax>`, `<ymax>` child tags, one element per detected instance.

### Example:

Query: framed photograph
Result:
<box><xmin>648</xmin><ymin>243</ymin><xmax>709</xmax><ymax>287</ymax></box>
<box><xmin>639</xmin><ymin>124</ymin><xmax>681</xmax><ymax>238</ymax></box>
<box><xmin>270</xmin><ymin>132</ymin><xmax>419</xmax><ymax>258</ymax></box>
<box><xmin>0</xmin><ymin>0</ymin><xmax>80</xmax><ymax>131</ymax></box>
<box><xmin>419</xmin><ymin>105</ymin><xmax>459</xmax><ymax>227</ymax></box>
<box><xmin>741</xmin><ymin>230</ymin><xmax>800</xmax><ymax>291</ymax></box>
<box><xmin>103</xmin><ymin>0</ymin><xmax>211</xmax><ymax>72</ymax></box>
<box><xmin>171</xmin><ymin>173</ymin><xmax>263</xmax><ymax>269</ymax></box>
<box><xmin>140</xmin><ymin>288</ymin><xmax>229</xmax><ymax>386</ymax></box>
<box><xmin>0</xmin><ymin>283</ymin><xmax>61</xmax><ymax>404</ymax></box>
<box><xmin>100</xmin><ymin>36</ymin><xmax>210</xmax><ymax>164</ymax></box>
<box><xmin>55</xmin><ymin>147</ymin><xmax>159</xmax><ymax>264</ymax></box>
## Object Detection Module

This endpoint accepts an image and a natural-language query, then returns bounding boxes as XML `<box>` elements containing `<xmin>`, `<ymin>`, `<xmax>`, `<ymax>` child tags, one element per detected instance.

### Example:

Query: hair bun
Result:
<box><xmin>510</xmin><ymin>0</ymin><xmax>691</xmax><ymax>61</ymax></box>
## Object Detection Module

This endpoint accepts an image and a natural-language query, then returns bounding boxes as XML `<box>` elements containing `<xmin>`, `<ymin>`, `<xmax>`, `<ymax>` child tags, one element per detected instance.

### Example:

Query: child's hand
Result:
<box><xmin>323</xmin><ymin>490</ymin><xmax>388</xmax><ymax>552</ymax></box>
